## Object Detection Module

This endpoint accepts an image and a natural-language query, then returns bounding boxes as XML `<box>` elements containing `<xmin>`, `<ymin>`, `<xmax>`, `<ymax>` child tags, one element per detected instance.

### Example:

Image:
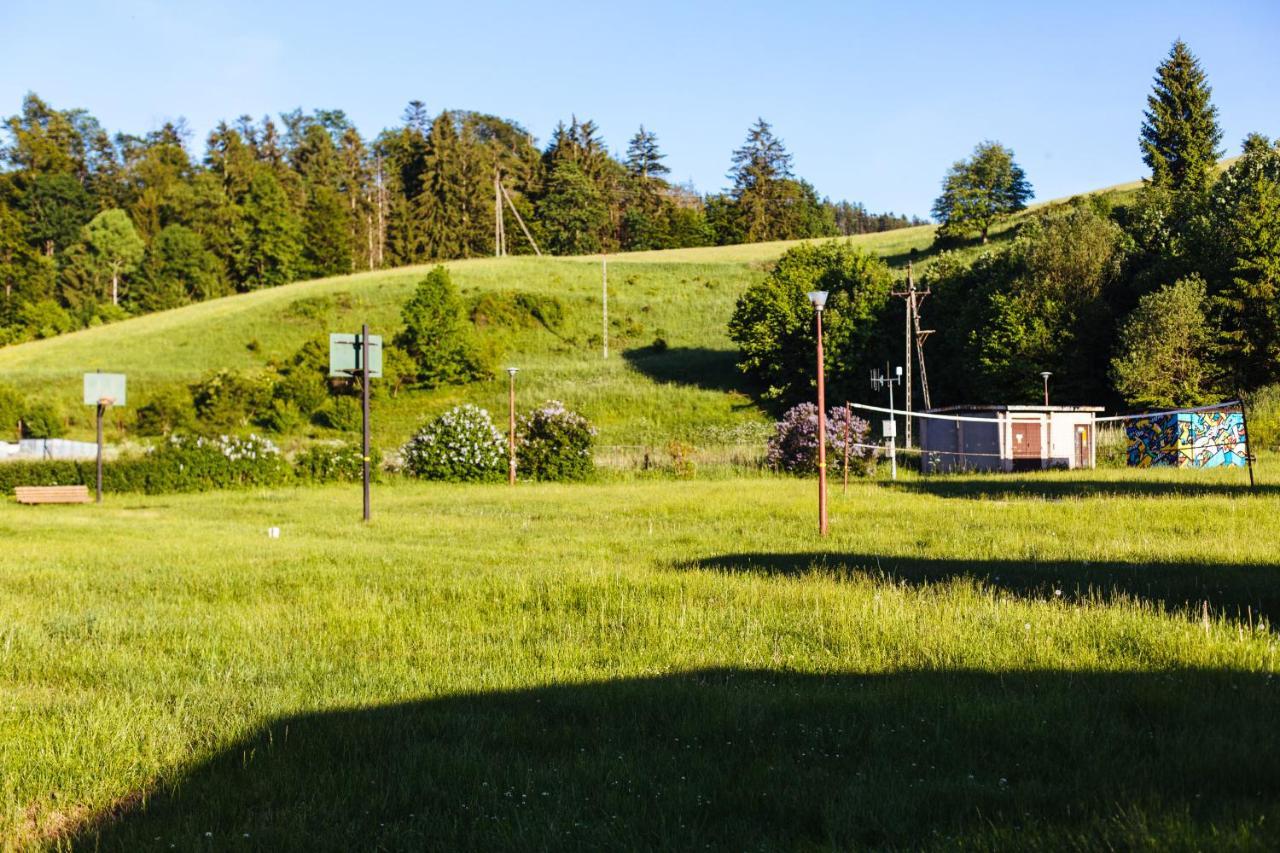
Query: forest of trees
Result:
<box><xmin>920</xmin><ymin>40</ymin><xmax>1280</xmax><ymax>407</ymax></box>
<box><xmin>732</xmin><ymin>40</ymin><xmax>1280</xmax><ymax>412</ymax></box>
<box><xmin>0</xmin><ymin>104</ymin><xmax>915</xmax><ymax>345</ymax></box>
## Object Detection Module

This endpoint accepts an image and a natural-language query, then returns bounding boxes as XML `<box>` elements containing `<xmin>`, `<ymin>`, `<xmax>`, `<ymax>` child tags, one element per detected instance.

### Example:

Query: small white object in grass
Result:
<box><xmin>268</xmin><ymin>526</ymin><xmax>281</xmax><ymax>539</ymax></box>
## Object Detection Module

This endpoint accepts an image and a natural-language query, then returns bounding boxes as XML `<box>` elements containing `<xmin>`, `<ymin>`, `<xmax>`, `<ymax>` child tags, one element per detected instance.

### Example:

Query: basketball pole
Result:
<box><xmin>95</xmin><ymin>401</ymin><xmax>105</xmax><ymax>504</ymax></box>
<box><xmin>362</xmin><ymin>323</ymin><xmax>371</xmax><ymax>522</ymax></box>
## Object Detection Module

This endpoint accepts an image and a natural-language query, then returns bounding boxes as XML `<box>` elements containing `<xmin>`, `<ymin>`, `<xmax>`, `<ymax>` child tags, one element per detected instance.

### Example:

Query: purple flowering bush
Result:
<box><xmin>766</xmin><ymin>403</ymin><xmax>873</xmax><ymax>475</ymax></box>
<box><xmin>517</xmin><ymin>401</ymin><xmax>595</xmax><ymax>481</ymax></box>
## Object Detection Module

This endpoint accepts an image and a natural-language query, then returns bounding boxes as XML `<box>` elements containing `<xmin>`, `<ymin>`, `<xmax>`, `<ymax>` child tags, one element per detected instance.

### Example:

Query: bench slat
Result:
<box><xmin>14</xmin><ymin>485</ymin><xmax>92</xmax><ymax>505</ymax></box>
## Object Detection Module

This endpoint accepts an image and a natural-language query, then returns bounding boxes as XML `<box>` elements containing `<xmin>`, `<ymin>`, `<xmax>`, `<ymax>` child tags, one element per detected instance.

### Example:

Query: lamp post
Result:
<box><xmin>808</xmin><ymin>290</ymin><xmax>829</xmax><ymax>536</ymax></box>
<box><xmin>507</xmin><ymin>367</ymin><xmax>518</xmax><ymax>485</ymax></box>
<box><xmin>1040</xmin><ymin>371</ymin><xmax>1052</xmax><ymax>406</ymax></box>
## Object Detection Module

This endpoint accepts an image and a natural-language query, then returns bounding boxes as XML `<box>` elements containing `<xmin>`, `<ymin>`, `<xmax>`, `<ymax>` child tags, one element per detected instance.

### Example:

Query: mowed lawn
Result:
<box><xmin>3</xmin><ymin>469</ymin><xmax>1279</xmax><ymax>850</ymax></box>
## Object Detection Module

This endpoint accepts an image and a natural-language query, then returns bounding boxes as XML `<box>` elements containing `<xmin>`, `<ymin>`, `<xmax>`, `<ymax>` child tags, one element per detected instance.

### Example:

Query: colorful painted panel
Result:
<box><xmin>1125</xmin><ymin>411</ymin><xmax>1247</xmax><ymax>468</ymax></box>
<box><xmin>1125</xmin><ymin>414</ymin><xmax>1181</xmax><ymax>467</ymax></box>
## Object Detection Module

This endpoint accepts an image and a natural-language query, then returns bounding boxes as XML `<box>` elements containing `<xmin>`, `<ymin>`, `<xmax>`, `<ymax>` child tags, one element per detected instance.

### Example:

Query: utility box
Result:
<box><xmin>919</xmin><ymin>405</ymin><xmax>1103</xmax><ymax>473</ymax></box>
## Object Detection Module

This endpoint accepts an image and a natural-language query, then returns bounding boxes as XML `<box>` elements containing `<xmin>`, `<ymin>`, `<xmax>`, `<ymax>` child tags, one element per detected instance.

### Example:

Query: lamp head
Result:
<box><xmin>507</xmin><ymin>367</ymin><xmax>519</xmax><ymax>377</ymax></box>
<box><xmin>1040</xmin><ymin>371</ymin><xmax>1052</xmax><ymax>380</ymax></box>
<box><xmin>807</xmin><ymin>290</ymin><xmax>829</xmax><ymax>311</ymax></box>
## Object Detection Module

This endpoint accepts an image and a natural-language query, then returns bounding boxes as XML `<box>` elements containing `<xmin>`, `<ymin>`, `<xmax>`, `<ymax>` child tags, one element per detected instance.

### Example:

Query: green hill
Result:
<box><xmin>0</xmin><ymin>183</ymin><xmax>1134</xmax><ymax>458</ymax></box>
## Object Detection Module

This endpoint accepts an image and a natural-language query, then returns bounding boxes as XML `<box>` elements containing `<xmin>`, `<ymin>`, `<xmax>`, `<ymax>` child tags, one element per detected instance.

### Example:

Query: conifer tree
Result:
<box><xmin>302</xmin><ymin>185</ymin><xmax>353</xmax><ymax>277</ymax></box>
<box><xmin>728</xmin><ymin>119</ymin><xmax>795</xmax><ymax>242</ymax></box>
<box><xmin>625</xmin><ymin>126</ymin><xmax>669</xmax><ymax>179</ymax></box>
<box><xmin>1140</xmin><ymin>40</ymin><xmax>1223</xmax><ymax>194</ymax></box>
<box><xmin>232</xmin><ymin>167</ymin><xmax>302</xmax><ymax>290</ymax></box>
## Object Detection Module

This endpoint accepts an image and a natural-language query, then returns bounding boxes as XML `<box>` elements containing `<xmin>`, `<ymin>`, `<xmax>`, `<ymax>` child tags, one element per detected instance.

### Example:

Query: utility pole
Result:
<box><xmin>498</xmin><ymin>178</ymin><xmax>542</xmax><ymax>256</ymax></box>
<box><xmin>494</xmin><ymin>169</ymin><xmax>507</xmax><ymax>257</ymax></box>
<box><xmin>891</xmin><ymin>261</ymin><xmax>933</xmax><ymax>447</ymax></box>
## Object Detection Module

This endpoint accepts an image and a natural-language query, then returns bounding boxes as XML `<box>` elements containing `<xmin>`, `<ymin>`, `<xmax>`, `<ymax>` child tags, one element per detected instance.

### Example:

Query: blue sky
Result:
<box><xmin>3</xmin><ymin>0</ymin><xmax>1277</xmax><ymax>217</ymax></box>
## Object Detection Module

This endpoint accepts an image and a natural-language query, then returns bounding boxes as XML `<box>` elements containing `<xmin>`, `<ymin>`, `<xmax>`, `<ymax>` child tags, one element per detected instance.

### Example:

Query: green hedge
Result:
<box><xmin>0</xmin><ymin>439</ymin><xmax>377</xmax><ymax>496</ymax></box>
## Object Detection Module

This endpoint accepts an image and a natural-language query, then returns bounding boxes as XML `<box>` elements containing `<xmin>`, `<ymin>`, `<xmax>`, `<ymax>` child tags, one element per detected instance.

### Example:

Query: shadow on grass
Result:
<box><xmin>687</xmin><ymin>552</ymin><xmax>1280</xmax><ymax>622</ymax></box>
<box><xmin>71</xmin><ymin>668</ymin><xmax>1280</xmax><ymax>851</ymax></box>
<box><xmin>621</xmin><ymin>346</ymin><xmax>751</xmax><ymax>395</ymax></box>
<box><xmin>880</xmin><ymin>475</ymin><xmax>1275</xmax><ymax>501</ymax></box>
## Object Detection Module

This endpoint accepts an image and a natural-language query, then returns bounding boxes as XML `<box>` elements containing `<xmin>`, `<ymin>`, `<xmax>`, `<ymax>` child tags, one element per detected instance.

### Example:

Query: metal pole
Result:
<box><xmin>888</xmin><ymin>379</ymin><xmax>897</xmax><ymax>481</ymax></box>
<box><xmin>816</xmin><ymin>308</ymin><xmax>828</xmax><ymax>536</ymax></box>
<box><xmin>96</xmin><ymin>402</ymin><xmax>104</xmax><ymax>504</ymax></box>
<box><xmin>842</xmin><ymin>402</ymin><xmax>850</xmax><ymax>493</ymax></box>
<box><xmin>508</xmin><ymin>369</ymin><xmax>517</xmax><ymax>486</ymax></box>
<box><xmin>1239</xmin><ymin>399</ymin><xmax>1256</xmax><ymax>488</ymax></box>
<box><xmin>362</xmin><ymin>323</ymin><xmax>371</xmax><ymax>522</ymax></box>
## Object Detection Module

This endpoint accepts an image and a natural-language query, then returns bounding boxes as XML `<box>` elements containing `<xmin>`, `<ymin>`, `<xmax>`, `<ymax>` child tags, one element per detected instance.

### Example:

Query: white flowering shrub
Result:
<box><xmin>401</xmin><ymin>404</ymin><xmax>506</xmax><ymax>482</ymax></box>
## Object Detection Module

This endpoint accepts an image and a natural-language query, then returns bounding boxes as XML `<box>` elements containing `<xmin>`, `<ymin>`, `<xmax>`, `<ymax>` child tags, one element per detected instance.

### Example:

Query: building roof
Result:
<box><xmin>926</xmin><ymin>404</ymin><xmax>1105</xmax><ymax>414</ymax></box>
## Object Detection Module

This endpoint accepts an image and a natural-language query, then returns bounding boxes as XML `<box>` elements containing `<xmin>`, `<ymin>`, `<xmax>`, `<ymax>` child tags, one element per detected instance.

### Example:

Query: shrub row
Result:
<box><xmin>401</xmin><ymin>401</ymin><xmax>595</xmax><ymax>482</ymax></box>
<box><xmin>0</xmin><ymin>437</ymin><xmax>373</xmax><ymax>495</ymax></box>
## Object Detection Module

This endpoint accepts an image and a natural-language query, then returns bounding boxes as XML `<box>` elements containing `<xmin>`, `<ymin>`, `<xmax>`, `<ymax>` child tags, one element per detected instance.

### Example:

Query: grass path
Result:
<box><xmin>1</xmin><ymin>470</ymin><xmax>1278</xmax><ymax>848</ymax></box>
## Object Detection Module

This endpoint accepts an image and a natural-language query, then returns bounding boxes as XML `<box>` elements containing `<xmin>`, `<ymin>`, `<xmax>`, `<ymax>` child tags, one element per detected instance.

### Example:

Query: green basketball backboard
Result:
<box><xmin>329</xmin><ymin>333</ymin><xmax>383</xmax><ymax>378</ymax></box>
<box><xmin>83</xmin><ymin>373</ymin><xmax>126</xmax><ymax>406</ymax></box>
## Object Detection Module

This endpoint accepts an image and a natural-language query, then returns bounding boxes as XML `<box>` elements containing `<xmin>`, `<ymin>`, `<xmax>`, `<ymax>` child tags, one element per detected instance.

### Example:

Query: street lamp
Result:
<box><xmin>507</xmin><ymin>367</ymin><xmax>519</xmax><ymax>485</ymax></box>
<box><xmin>808</xmin><ymin>290</ymin><xmax>829</xmax><ymax>536</ymax></box>
<box><xmin>1040</xmin><ymin>371</ymin><xmax>1052</xmax><ymax>406</ymax></box>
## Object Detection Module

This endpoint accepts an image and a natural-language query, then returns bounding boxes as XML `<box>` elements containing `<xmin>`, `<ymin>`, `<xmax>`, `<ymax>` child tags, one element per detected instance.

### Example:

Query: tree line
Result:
<box><xmin>0</xmin><ymin>102</ymin><xmax>918</xmax><ymax>345</ymax></box>
<box><xmin>733</xmin><ymin>41</ymin><xmax>1280</xmax><ymax>412</ymax></box>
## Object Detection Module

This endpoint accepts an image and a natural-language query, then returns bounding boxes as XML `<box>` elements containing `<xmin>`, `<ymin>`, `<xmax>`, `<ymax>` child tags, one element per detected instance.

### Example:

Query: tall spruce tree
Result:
<box><xmin>1140</xmin><ymin>40</ymin><xmax>1223</xmax><ymax>194</ymax></box>
<box><xmin>728</xmin><ymin>119</ymin><xmax>793</xmax><ymax>242</ymax></box>
<box><xmin>625</xmin><ymin>126</ymin><xmax>669</xmax><ymax>179</ymax></box>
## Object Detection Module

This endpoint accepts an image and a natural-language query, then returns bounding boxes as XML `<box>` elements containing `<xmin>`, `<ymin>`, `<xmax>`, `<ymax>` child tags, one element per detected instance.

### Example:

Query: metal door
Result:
<box><xmin>1075</xmin><ymin>424</ymin><xmax>1091</xmax><ymax>468</ymax></box>
<box><xmin>1010</xmin><ymin>421</ymin><xmax>1042</xmax><ymax>471</ymax></box>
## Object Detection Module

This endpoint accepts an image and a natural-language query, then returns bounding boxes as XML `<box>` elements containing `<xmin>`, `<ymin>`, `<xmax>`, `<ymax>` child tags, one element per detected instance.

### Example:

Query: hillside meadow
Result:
<box><xmin>0</xmin><ymin>465</ymin><xmax>1277</xmax><ymax>849</ymax></box>
<box><xmin>0</xmin><ymin>205</ymin><xmax>1077</xmax><ymax>459</ymax></box>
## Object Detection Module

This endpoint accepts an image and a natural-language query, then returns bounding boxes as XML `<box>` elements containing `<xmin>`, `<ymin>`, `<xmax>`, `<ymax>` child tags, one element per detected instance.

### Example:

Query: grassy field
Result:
<box><xmin>0</xmin><ymin>186</ymin><xmax>1109</xmax><ymax>456</ymax></box>
<box><xmin>2</xmin><ymin>464</ymin><xmax>1278</xmax><ymax>850</ymax></box>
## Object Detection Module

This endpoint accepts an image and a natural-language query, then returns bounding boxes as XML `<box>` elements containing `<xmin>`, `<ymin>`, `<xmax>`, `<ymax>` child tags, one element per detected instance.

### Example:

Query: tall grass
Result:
<box><xmin>1</xmin><ymin>470</ymin><xmax>1277</xmax><ymax>848</ymax></box>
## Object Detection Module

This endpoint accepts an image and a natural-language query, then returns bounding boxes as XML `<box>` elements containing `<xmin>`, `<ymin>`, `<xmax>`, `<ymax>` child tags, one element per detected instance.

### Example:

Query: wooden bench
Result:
<box><xmin>14</xmin><ymin>485</ymin><xmax>92</xmax><ymax>505</ymax></box>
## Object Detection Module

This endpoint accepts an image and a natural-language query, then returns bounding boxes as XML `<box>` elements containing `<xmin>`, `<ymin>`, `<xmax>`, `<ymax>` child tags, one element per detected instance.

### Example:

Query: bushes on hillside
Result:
<box><xmin>401</xmin><ymin>404</ymin><xmax>506</xmax><ymax>482</ymax></box>
<box><xmin>294</xmin><ymin>442</ymin><xmax>380</xmax><ymax>483</ymax></box>
<box><xmin>1246</xmin><ymin>385</ymin><xmax>1280</xmax><ymax>452</ymax></box>
<box><xmin>766</xmin><ymin>403</ymin><xmax>872</xmax><ymax>475</ymax></box>
<box><xmin>134</xmin><ymin>386</ymin><xmax>195</xmax><ymax>436</ymax></box>
<box><xmin>394</xmin><ymin>267</ymin><xmax>489</xmax><ymax>388</ymax></box>
<box><xmin>728</xmin><ymin>241</ymin><xmax>893</xmax><ymax>409</ymax></box>
<box><xmin>190</xmin><ymin>369</ymin><xmax>274</xmax><ymax>431</ymax></box>
<box><xmin>516</xmin><ymin>401</ymin><xmax>595</xmax><ymax>481</ymax></box>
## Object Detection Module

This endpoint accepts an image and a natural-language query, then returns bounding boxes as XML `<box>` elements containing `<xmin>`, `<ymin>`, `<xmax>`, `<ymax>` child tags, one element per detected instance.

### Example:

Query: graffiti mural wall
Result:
<box><xmin>1125</xmin><ymin>411</ymin><xmax>1248</xmax><ymax>468</ymax></box>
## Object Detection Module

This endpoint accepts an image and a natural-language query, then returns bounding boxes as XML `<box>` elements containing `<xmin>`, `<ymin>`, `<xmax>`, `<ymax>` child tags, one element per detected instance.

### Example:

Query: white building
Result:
<box><xmin>918</xmin><ymin>405</ymin><xmax>1102</xmax><ymax>473</ymax></box>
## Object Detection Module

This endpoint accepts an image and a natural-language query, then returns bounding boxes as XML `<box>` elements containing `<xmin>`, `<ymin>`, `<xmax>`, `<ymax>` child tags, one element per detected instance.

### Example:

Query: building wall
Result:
<box><xmin>1126</xmin><ymin>411</ymin><xmax>1246</xmax><ymax>468</ymax></box>
<box><xmin>922</xmin><ymin>411</ymin><xmax>1097</xmax><ymax>472</ymax></box>
<box><xmin>921</xmin><ymin>414</ymin><xmax>1002</xmax><ymax>473</ymax></box>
